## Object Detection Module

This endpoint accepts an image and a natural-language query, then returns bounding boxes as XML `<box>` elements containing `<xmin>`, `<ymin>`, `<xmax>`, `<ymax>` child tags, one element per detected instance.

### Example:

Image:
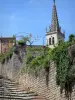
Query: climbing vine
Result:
<box><xmin>52</xmin><ymin>42</ymin><xmax>71</xmax><ymax>95</ymax></box>
<box><xmin>0</xmin><ymin>47</ymin><xmax>13</xmax><ymax>64</ymax></box>
<box><xmin>0</xmin><ymin>33</ymin><xmax>75</xmax><ymax>97</ymax></box>
<box><xmin>21</xmin><ymin>46</ymin><xmax>52</xmax><ymax>73</ymax></box>
<box><xmin>21</xmin><ymin>34</ymin><xmax>75</xmax><ymax>97</ymax></box>
<box><xmin>51</xmin><ymin>35</ymin><xmax>75</xmax><ymax>96</ymax></box>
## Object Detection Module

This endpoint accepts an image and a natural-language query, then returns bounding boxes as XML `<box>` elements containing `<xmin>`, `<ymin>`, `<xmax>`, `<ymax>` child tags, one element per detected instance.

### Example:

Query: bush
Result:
<box><xmin>18</xmin><ymin>40</ymin><xmax>26</xmax><ymax>46</ymax></box>
<box><xmin>69</xmin><ymin>34</ymin><xmax>75</xmax><ymax>42</ymax></box>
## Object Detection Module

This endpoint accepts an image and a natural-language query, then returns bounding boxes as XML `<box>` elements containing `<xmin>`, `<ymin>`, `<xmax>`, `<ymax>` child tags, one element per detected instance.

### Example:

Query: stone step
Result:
<box><xmin>0</xmin><ymin>87</ymin><xmax>4</xmax><ymax>94</ymax></box>
<box><xmin>4</xmin><ymin>90</ymin><xmax>35</xmax><ymax>95</ymax></box>
<box><xmin>0</xmin><ymin>87</ymin><xmax>4</xmax><ymax>90</ymax></box>
<box><xmin>5</xmin><ymin>88</ymin><xmax>26</xmax><ymax>93</ymax></box>
<box><xmin>3</xmin><ymin>94</ymin><xmax>37</xmax><ymax>97</ymax></box>
<box><xmin>0</xmin><ymin>95</ymin><xmax>46</xmax><ymax>100</ymax></box>
<box><xmin>5</xmin><ymin>92</ymin><xmax>38</xmax><ymax>97</ymax></box>
<box><xmin>4</xmin><ymin>83</ymin><xmax>19</xmax><ymax>88</ymax></box>
<box><xmin>4</xmin><ymin>85</ymin><xmax>19</xmax><ymax>90</ymax></box>
<box><xmin>4</xmin><ymin>83</ymin><xmax>19</xmax><ymax>86</ymax></box>
<box><xmin>0</xmin><ymin>78</ymin><xmax>46</xmax><ymax>100</ymax></box>
<box><xmin>4</xmin><ymin>81</ymin><xmax>19</xmax><ymax>85</ymax></box>
<box><xmin>4</xmin><ymin>95</ymin><xmax>40</xmax><ymax>100</ymax></box>
<box><xmin>0</xmin><ymin>96</ymin><xmax>32</xmax><ymax>100</ymax></box>
<box><xmin>4</xmin><ymin>82</ymin><xmax>18</xmax><ymax>85</ymax></box>
<box><xmin>1</xmin><ymin>87</ymin><xmax>36</xmax><ymax>96</ymax></box>
<box><xmin>3</xmin><ymin>85</ymin><xmax>31</xmax><ymax>93</ymax></box>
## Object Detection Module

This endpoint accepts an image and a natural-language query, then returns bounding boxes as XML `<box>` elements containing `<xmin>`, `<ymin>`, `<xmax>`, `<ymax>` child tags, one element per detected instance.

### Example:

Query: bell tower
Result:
<box><xmin>46</xmin><ymin>0</ymin><xmax>65</xmax><ymax>48</ymax></box>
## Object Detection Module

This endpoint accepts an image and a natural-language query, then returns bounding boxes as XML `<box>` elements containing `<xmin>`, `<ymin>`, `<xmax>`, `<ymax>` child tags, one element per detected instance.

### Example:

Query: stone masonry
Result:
<box><xmin>0</xmin><ymin>45</ymin><xmax>75</xmax><ymax>100</ymax></box>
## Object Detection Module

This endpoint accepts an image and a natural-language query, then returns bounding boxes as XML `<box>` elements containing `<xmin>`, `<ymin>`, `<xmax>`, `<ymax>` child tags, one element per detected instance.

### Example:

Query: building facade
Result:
<box><xmin>0</xmin><ymin>37</ymin><xmax>15</xmax><ymax>53</ymax></box>
<box><xmin>46</xmin><ymin>0</ymin><xmax>65</xmax><ymax>48</ymax></box>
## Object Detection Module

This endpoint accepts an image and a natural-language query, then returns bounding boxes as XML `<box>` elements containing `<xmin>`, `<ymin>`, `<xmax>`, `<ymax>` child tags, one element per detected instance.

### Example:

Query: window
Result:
<box><xmin>52</xmin><ymin>37</ymin><xmax>55</xmax><ymax>44</ymax></box>
<box><xmin>3</xmin><ymin>40</ymin><xmax>7</xmax><ymax>45</ymax></box>
<box><xmin>49</xmin><ymin>38</ymin><xmax>51</xmax><ymax>45</ymax></box>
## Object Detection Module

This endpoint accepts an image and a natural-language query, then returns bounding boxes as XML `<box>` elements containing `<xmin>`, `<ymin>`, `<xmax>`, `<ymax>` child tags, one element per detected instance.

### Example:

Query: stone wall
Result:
<box><xmin>0</xmin><ymin>46</ymin><xmax>25</xmax><ymax>80</ymax></box>
<box><xmin>18</xmin><ymin>61</ymin><xmax>62</xmax><ymax>100</ymax></box>
<box><xmin>0</xmin><ymin>45</ymin><xmax>75</xmax><ymax>100</ymax></box>
<box><xmin>0</xmin><ymin>50</ymin><xmax>62</xmax><ymax>100</ymax></box>
<box><xmin>18</xmin><ymin>61</ymin><xmax>75</xmax><ymax>100</ymax></box>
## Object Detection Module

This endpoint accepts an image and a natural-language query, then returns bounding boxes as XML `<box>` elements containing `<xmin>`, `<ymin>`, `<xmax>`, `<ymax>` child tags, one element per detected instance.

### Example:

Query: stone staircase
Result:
<box><xmin>0</xmin><ymin>77</ymin><xmax>46</xmax><ymax>100</ymax></box>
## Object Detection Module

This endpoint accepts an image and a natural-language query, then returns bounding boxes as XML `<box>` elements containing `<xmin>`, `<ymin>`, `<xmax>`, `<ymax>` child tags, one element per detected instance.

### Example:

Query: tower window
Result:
<box><xmin>52</xmin><ymin>37</ymin><xmax>55</xmax><ymax>44</ymax></box>
<box><xmin>3</xmin><ymin>40</ymin><xmax>7</xmax><ymax>45</ymax></box>
<box><xmin>49</xmin><ymin>38</ymin><xmax>51</xmax><ymax>45</ymax></box>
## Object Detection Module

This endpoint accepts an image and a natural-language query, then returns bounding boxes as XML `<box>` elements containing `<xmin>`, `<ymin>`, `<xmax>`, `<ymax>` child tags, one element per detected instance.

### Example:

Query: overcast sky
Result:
<box><xmin>0</xmin><ymin>0</ymin><xmax>74</xmax><ymax>45</ymax></box>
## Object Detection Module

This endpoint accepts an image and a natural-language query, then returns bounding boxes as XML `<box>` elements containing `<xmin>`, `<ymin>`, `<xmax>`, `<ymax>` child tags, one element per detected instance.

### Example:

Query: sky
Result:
<box><xmin>0</xmin><ymin>0</ymin><xmax>75</xmax><ymax>45</ymax></box>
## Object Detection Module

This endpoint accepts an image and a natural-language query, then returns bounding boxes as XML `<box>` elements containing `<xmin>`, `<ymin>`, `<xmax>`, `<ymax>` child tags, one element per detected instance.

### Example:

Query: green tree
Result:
<box><xmin>69</xmin><ymin>34</ymin><xmax>75</xmax><ymax>42</ymax></box>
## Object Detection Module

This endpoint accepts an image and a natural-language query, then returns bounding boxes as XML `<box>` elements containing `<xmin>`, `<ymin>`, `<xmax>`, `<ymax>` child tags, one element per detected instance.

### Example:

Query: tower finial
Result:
<box><xmin>53</xmin><ymin>0</ymin><xmax>55</xmax><ymax>4</ymax></box>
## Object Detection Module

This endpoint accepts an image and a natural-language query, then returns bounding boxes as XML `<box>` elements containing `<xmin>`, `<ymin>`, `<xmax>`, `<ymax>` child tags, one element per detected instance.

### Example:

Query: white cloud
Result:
<box><xmin>28</xmin><ymin>0</ymin><xmax>33</xmax><ymax>4</ymax></box>
<box><xmin>28</xmin><ymin>0</ymin><xmax>38</xmax><ymax>4</ymax></box>
<box><xmin>9</xmin><ymin>14</ymin><xmax>16</xmax><ymax>24</ymax></box>
<box><xmin>10</xmin><ymin>15</ymin><xmax>15</xmax><ymax>19</ymax></box>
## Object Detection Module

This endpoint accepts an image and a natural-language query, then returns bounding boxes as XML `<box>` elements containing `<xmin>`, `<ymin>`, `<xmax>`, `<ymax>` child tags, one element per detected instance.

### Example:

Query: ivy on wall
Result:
<box><xmin>0</xmin><ymin>33</ymin><xmax>75</xmax><ymax>97</ymax></box>
<box><xmin>51</xmin><ymin>34</ymin><xmax>75</xmax><ymax>96</ymax></box>
<box><xmin>0</xmin><ymin>47</ymin><xmax>13</xmax><ymax>64</ymax></box>
<box><xmin>21</xmin><ymin>34</ymin><xmax>75</xmax><ymax>97</ymax></box>
<box><xmin>21</xmin><ymin>46</ymin><xmax>52</xmax><ymax>73</ymax></box>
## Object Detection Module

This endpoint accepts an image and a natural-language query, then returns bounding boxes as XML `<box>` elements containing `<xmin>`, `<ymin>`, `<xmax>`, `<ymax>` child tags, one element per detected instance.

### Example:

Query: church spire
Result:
<box><xmin>53</xmin><ymin>0</ymin><xmax>55</xmax><ymax>4</ymax></box>
<box><xmin>50</xmin><ymin>0</ymin><xmax>60</xmax><ymax>32</ymax></box>
<box><xmin>46</xmin><ymin>0</ymin><xmax>65</xmax><ymax>48</ymax></box>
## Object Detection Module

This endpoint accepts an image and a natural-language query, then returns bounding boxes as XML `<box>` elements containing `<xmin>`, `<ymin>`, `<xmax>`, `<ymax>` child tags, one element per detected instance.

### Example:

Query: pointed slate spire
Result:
<box><xmin>50</xmin><ymin>0</ymin><xmax>60</xmax><ymax>32</ymax></box>
<box><xmin>53</xmin><ymin>0</ymin><xmax>55</xmax><ymax>4</ymax></box>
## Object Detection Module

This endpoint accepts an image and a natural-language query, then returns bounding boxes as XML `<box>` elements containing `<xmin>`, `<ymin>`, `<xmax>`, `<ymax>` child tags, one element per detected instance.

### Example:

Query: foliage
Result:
<box><xmin>26</xmin><ymin>46</ymin><xmax>45</xmax><ymax>52</ymax></box>
<box><xmin>17</xmin><ymin>33</ymin><xmax>36</xmax><ymax>46</ymax></box>
<box><xmin>22</xmin><ymin>46</ymin><xmax>52</xmax><ymax>73</ymax></box>
<box><xmin>0</xmin><ymin>33</ymin><xmax>74</xmax><ymax>97</ymax></box>
<box><xmin>17</xmin><ymin>35</ymin><xmax>30</xmax><ymax>46</ymax></box>
<box><xmin>51</xmin><ymin>40</ymin><xmax>75</xmax><ymax>96</ymax></box>
<box><xmin>0</xmin><ymin>47</ymin><xmax>13</xmax><ymax>64</ymax></box>
<box><xmin>18</xmin><ymin>40</ymin><xmax>26</xmax><ymax>46</ymax></box>
<box><xmin>69</xmin><ymin>34</ymin><xmax>75</xmax><ymax>42</ymax></box>
<box><xmin>21</xmin><ymin>34</ymin><xmax>75</xmax><ymax>96</ymax></box>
